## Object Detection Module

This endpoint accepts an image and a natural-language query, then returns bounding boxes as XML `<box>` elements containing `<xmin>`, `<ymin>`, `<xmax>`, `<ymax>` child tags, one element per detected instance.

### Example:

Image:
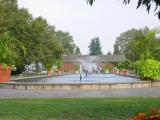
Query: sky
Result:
<box><xmin>18</xmin><ymin>0</ymin><xmax>159</xmax><ymax>54</ymax></box>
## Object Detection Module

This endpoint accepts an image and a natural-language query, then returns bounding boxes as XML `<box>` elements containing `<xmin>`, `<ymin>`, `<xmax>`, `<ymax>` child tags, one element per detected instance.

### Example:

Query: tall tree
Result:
<box><xmin>107</xmin><ymin>51</ymin><xmax>112</xmax><ymax>55</ymax></box>
<box><xmin>88</xmin><ymin>37</ymin><xmax>102</xmax><ymax>55</ymax></box>
<box><xmin>74</xmin><ymin>46</ymin><xmax>81</xmax><ymax>55</ymax></box>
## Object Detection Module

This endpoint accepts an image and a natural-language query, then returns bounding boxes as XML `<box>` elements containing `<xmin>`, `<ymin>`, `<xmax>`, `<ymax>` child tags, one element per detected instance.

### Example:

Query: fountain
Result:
<box><xmin>1</xmin><ymin>56</ymin><xmax>144</xmax><ymax>90</ymax></box>
<box><xmin>78</xmin><ymin>56</ymin><xmax>102</xmax><ymax>81</ymax></box>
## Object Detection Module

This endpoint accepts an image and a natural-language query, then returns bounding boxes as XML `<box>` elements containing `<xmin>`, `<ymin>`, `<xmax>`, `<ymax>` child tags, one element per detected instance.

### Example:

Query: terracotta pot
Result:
<box><xmin>56</xmin><ymin>70</ymin><xmax>61</xmax><ymax>75</ymax></box>
<box><xmin>116</xmin><ymin>70</ymin><xmax>119</xmax><ymax>74</ymax></box>
<box><xmin>0</xmin><ymin>65</ymin><xmax>11</xmax><ymax>83</ymax></box>
<box><xmin>119</xmin><ymin>70</ymin><xmax>124</xmax><ymax>74</ymax></box>
<box><xmin>124</xmin><ymin>69</ymin><xmax>129</xmax><ymax>75</ymax></box>
<box><xmin>47</xmin><ymin>70</ymin><xmax>52</xmax><ymax>77</ymax></box>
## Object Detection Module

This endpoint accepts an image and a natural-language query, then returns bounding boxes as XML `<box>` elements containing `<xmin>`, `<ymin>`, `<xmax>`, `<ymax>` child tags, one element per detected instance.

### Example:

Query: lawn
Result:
<box><xmin>0</xmin><ymin>97</ymin><xmax>160</xmax><ymax>120</ymax></box>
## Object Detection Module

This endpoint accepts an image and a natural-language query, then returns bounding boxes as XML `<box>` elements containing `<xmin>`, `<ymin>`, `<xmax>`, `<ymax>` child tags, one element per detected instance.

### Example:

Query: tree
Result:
<box><xmin>87</xmin><ymin>0</ymin><xmax>160</xmax><ymax>19</ymax></box>
<box><xmin>88</xmin><ymin>37</ymin><xmax>102</xmax><ymax>55</ymax></box>
<box><xmin>74</xmin><ymin>46</ymin><xmax>81</xmax><ymax>55</ymax></box>
<box><xmin>107</xmin><ymin>51</ymin><xmax>112</xmax><ymax>55</ymax></box>
<box><xmin>55</xmin><ymin>30</ymin><xmax>76</xmax><ymax>55</ymax></box>
<box><xmin>28</xmin><ymin>17</ymin><xmax>63</xmax><ymax>71</ymax></box>
<box><xmin>129</xmin><ymin>30</ymin><xmax>160</xmax><ymax>61</ymax></box>
<box><xmin>0</xmin><ymin>0</ymin><xmax>19</xmax><ymax>34</ymax></box>
<box><xmin>123</xmin><ymin>0</ymin><xmax>160</xmax><ymax>19</ymax></box>
<box><xmin>113</xmin><ymin>28</ymin><xmax>143</xmax><ymax>55</ymax></box>
<box><xmin>114</xmin><ymin>27</ymin><xmax>160</xmax><ymax>61</ymax></box>
<box><xmin>0</xmin><ymin>0</ymin><xmax>64</xmax><ymax>73</ymax></box>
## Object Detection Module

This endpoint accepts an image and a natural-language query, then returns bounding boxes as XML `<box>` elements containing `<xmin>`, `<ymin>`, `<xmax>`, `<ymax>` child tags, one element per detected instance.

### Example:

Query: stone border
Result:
<box><xmin>1</xmin><ymin>74</ymin><xmax>159</xmax><ymax>90</ymax></box>
<box><xmin>0</xmin><ymin>81</ymin><xmax>160</xmax><ymax>90</ymax></box>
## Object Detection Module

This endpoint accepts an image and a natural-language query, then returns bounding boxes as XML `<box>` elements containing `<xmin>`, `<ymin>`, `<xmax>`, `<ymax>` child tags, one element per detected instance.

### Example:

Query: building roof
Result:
<box><xmin>62</xmin><ymin>55</ymin><xmax>126</xmax><ymax>63</ymax></box>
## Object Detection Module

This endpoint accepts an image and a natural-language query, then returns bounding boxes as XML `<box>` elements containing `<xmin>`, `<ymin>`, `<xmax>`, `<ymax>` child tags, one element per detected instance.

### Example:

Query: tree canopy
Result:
<box><xmin>113</xmin><ymin>27</ymin><xmax>160</xmax><ymax>61</ymax></box>
<box><xmin>87</xmin><ymin>0</ymin><xmax>160</xmax><ymax>19</ymax></box>
<box><xmin>55</xmin><ymin>30</ymin><xmax>76</xmax><ymax>55</ymax></box>
<box><xmin>0</xmin><ymin>0</ymin><xmax>80</xmax><ymax>73</ymax></box>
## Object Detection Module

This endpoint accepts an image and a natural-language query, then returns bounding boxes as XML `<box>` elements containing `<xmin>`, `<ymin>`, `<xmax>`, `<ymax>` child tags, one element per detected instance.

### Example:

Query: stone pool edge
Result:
<box><xmin>0</xmin><ymin>81</ymin><xmax>160</xmax><ymax>90</ymax></box>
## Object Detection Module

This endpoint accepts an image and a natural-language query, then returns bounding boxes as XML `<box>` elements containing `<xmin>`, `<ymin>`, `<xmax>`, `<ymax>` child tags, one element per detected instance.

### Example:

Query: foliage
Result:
<box><xmin>74</xmin><ymin>46</ymin><xmax>81</xmax><ymax>55</ymax></box>
<box><xmin>123</xmin><ymin>0</ymin><xmax>160</xmax><ymax>19</ymax></box>
<box><xmin>104</xmin><ymin>63</ymin><xmax>113</xmax><ymax>72</ymax></box>
<box><xmin>45</xmin><ymin>64</ymin><xmax>53</xmax><ymax>71</ymax></box>
<box><xmin>131</xmin><ymin>30</ymin><xmax>158</xmax><ymax>60</ymax></box>
<box><xmin>0</xmin><ymin>32</ymin><xmax>24</xmax><ymax>66</ymax></box>
<box><xmin>88</xmin><ymin>37</ymin><xmax>102</xmax><ymax>55</ymax></box>
<box><xmin>87</xmin><ymin>0</ymin><xmax>160</xmax><ymax>19</ymax></box>
<box><xmin>114</xmin><ymin>28</ymin><xmax>160</xmax><ymax>62</ymax></box>
<box><xmin>55</xmin><ymin>60</ymin><xmax>63</xmax><ymax>69</ymax></box>
<box><xmin>133</xmin><ymin>60</ymin><xmax>145</xmax><ymax>75</ymax></box>
<box><xmin>131</xmin><ymin>108</ymin><xmax>160</xmax><ymax>120</ymax></box>
<box><xmin>107</xmin><ymin>51</ymin><xmax>112</xmax><ymax>55</ymax></box>
<box><xmin>114</xmin><ymin>28</ymin><xmax>142</xmax><ymax>55</ymax></box>
<box><xmin>86</xmin><ymin>0</ymin><xmax>95</xmax><ymax>5</ymax></box>
<box><xmin>135</xmin><ymin>59</ymin><xmax>160</xmax><ymax>80</ymax></box>
<box><xmin>117</xmin><ymin>60</ymin><xmax>131</xmax><ymax>70</ymax></box>
<box><xmin>56</xmin><ymin>30</ymin><xmax>76</xmax><ymax>55</ymax></box>
<box><xmin>74</xmin><ymin>64</ymin><xmax>80</xmax><ymax>71</ymax></box>
<box><xmin>0</xmin><ymin>0</ymin><xmax>80</xmax><ymax>74</ymax></box>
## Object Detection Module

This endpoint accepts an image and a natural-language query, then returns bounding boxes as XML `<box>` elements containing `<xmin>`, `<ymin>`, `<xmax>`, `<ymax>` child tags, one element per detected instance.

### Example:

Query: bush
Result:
<box><xmin>131</xmin><ymin>107</ymin><xmax>160</xmax><ymax>120</ymax></box>
<box><xmin>104</xmin><ymin>63</ymin><xmax>113</xmax><ymax>72</ymax></box>
<box><xmin>117</xmin><ymin>60</ymin><xmax>131</xmax><ymax>70</ymax></box>
<box><xmin>134</xmin><ymin>60</ymin><xmax>145</xmax><ymax>76</ymax></box>
<box><xmin>0</xmin><ymin>32</ymin><xmax>24</xmax><ymax>66</ymax></box>
<box><xmin>135</xmin><ymin>60</ymin><xmax>160</xmax><ymax>80</ymax></box>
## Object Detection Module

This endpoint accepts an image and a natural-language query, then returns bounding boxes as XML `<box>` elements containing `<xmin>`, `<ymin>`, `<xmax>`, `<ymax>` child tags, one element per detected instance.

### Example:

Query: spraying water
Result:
<box><xmin>79</xmin><ymin>56</ymin><xmax>101</xmax><ymax>74</ymax></box>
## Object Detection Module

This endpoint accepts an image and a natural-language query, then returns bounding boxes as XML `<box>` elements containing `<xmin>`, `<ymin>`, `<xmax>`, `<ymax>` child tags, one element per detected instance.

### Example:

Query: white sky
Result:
<box><xmin>18</xmin><ymin>0</ymin><xmax>159</xmax><ymax>54</ymax></box>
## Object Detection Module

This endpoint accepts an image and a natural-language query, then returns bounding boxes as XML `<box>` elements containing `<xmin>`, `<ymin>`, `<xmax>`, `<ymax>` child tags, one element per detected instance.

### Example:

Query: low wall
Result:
<box><xmin>0</xmin><ymin>81</ymin><xmax>160</xmax><ymax>90</ymax></box>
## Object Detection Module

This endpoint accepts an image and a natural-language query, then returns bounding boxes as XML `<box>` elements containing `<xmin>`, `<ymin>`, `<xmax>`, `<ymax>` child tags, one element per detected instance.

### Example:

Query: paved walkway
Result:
<box><xmin>0</xmin><ymin>87</ymin><xmax>160</xmax><ymax>98</ymax></box>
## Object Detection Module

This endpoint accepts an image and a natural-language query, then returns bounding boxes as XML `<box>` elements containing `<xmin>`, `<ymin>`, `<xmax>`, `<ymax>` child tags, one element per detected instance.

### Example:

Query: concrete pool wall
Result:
<box><xmin>0</xmin><ymin>74</ymin><xmax>160</xmax><ymax>90</ymax></box>
<box><xmin>0</xmin><ymin>81</ymin><xmax>160</xmax><ymax>90</ymax></box>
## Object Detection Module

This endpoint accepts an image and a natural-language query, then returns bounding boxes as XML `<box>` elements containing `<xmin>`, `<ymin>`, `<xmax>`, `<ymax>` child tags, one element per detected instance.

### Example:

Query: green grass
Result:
<box><xmin>0</xmin><ymin>97</ymin><xmax>160</xmax><ymax>120</ymax></box>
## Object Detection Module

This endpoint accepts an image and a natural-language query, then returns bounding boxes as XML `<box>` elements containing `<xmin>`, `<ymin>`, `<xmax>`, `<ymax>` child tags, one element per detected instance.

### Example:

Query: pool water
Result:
<box><xmin>15</xmin><ymin>74</ymin><xmax>139</xmax><ymax>84</ymax></box>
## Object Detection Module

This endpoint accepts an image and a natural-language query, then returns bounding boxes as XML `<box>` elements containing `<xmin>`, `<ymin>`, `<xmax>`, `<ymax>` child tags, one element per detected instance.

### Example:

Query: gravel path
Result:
<box><xmin>0</xmin><ymin>87</ymin><xmax>160</xmax><ymax>98</ymax></box>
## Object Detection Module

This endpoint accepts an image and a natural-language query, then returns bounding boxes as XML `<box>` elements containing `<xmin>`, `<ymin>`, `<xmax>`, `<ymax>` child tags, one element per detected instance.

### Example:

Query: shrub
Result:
<box><xmin>131</xmin><ymin>107</ymin><xmax>160</xmax><ymax>120</ymax></box>
<box><xmin>55</xmin><ymin>60</ymin><xmax>63</xmax><ymax>69</ymax></box>
<box><xmin>104</xmin><ymin>63</ymin><xmax>113</xmax><ymax>72</ymax></box>
<box><xmin>45</xmin><ymin>64</ymin><xmax>53</xmax><ymax>71</ymax></box>
<box><xmin>135</xmin><ymin>60</ymin><xmax>160</xmax><ymax>80</ymax></box>
<box><xmin>117</xmin><ymin>60</ymin><xmax>131</xmax><ymax>70</ymax></box>
<box><xmin>74</xmin><ymin>64</ymin><xmax>80</xmax><ymax>72</ymax></box>
<box><xmin>0</xmin><ymin>32</ymin><xmax>24</xmax><ymax>66</ymax></box>
<box><xmin>134</xmin><ymin>60</ymin><xmax>145</xmax><ymax>77</ymax></box>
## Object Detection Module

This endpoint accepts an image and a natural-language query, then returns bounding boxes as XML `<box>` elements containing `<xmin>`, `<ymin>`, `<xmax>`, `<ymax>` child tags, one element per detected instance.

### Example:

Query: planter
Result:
<box><xmin>124</xmin><ymin>69</ymin><xmax>129</xmax><ymax>75</ymax></box>
<box><xmin>0</xmin><ymin>65</ymin><xmax>11</xmax><ymax>83</ymax></box>
<box><xmin>119</xmin><ymin>70</ymin><xmax>124</xmax><ymax>75</ymax></box>
<box><xmin>47</xmin><ymin>70</ymin><xmax>52</xmax><ymax>77</ymax></box>
<box><xmin>56</xmin><ymin>70</ymin><xmax>61</xmax><ymax>75</ymax></box>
